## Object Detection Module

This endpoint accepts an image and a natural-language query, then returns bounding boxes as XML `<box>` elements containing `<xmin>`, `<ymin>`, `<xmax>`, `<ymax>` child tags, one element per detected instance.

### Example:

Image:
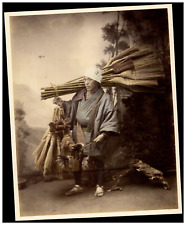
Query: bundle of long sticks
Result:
<box><xmin>41</xmin><ymin>45</ymin><xmax>165</xmax><ymax>100</ymax></box>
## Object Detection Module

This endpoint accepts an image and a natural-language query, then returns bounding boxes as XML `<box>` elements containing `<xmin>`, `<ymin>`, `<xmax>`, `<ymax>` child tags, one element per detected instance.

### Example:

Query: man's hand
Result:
<box><xmin>53</xmin><ymin>97</ymin><xmax>63</xmax><ymax>107</ymax></box>
<box><xmin>71</xmin><ymin>143</ymin><xmax>84</xmax><ymax>154</ymax></box>
<box><xmin>94</xmin><ymin>133</ymin><xmax>107</xmax><ymax>143</ymax></box>
<box><xmin>71</xmin><ymin>143</ymin><xmax>84</xmax><ymax>160</ymax></box>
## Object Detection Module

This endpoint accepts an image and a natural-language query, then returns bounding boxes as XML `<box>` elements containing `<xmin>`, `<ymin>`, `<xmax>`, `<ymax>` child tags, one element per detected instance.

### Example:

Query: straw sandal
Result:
<box><xmin>95</xmin><ymin>185</ymin><xmax>104</xmax><ymax>197</ymax></box>
<box><xmin>65</xmin><ymin>185</ymin><xmax>84</xmax><ymax>196</ymax></box>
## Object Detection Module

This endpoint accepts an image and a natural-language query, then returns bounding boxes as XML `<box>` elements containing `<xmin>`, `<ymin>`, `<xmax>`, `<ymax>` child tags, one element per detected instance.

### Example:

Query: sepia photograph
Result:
<box><xmin>4</xmin><ymin>3</ymin><xmax>182</xmax><ymax>221</ymax></box>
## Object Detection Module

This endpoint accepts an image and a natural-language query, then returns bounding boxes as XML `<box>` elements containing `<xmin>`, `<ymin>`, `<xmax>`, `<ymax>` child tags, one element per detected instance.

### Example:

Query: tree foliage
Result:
<box><xmin>120</xmin><ymin>9</ymin><xmax>169</xmax><ymax>51</ymax></box>
<box><xmin>15</xmin><ymin>101</ymin><xmax>30</xmax><ymax>175</ymax></box>
<box><xmin>101</xmin><ymin>13</ymin><xmax>129</xmax><ymax>57</ymax></box>
<box><xmin>96</xmin><ymin>59</ymin><xmax>107</xmax><ymax>69</ymax></box>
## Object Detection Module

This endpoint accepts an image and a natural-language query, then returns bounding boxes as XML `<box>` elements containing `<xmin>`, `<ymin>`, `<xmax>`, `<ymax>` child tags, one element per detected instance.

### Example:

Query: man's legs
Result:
<box><xmin>65</xmin><ymin>157</ymin><xmax>84</xmax><ymax>196</ymax></box>
<box><xmin>65</xmin><ymin>156</ymin><xmax>105</xmax><ymax>196</ymax></box>
<box><xmin>92</xmin><ymin>157</ymin><xmax>104</xmax><ymax>186</ymax></box>
<box><xmin>73</xmin><ymin>171</ymin><xmax>82</xmax><ymax>185</ymax></box>
<box><xmin>90</xmin><ymin>156</ymin><xmax>105</xmax><ymax>197</ymax></box>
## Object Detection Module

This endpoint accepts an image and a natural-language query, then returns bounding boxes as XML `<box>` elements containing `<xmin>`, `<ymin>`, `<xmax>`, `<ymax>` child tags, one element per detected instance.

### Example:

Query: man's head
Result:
<box><xmin>84</xmin><ymin>77</ymin><xmax>100</xmax><ymax>92</ymax></box>
<box><xmin>84</xmin><ymin>66</ymin><xmax>102</xmax><ymax>93</ymax></box>
<box><xmin>84</xmin><ymin>66</ymin><xmax>102</xmax><ymax>83</ymax></box>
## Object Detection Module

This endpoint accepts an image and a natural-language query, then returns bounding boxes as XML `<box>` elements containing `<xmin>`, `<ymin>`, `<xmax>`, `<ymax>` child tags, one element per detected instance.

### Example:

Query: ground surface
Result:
<box><xmin>18</xmin><ymin>174</ymin><xmax>179</xmax><ymax>220</ymax></box>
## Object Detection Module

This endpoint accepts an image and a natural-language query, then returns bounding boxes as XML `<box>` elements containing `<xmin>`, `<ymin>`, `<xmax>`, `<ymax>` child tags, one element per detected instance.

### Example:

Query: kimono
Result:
<box><xmin>63</xmin><ymin>87</ymin><xmax>119</xmax><ymax>157</ymax></box>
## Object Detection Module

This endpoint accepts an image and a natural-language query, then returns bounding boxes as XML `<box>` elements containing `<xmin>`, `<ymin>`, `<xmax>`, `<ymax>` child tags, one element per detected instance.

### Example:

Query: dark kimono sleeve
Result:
<box><xmin>99</xmin><ymin>97</ymin><xmax>120</xmax><ymax>134</ymax></box>
<box><xmin>62</xmin><ymin>89</ymin><xmax>84</xmax><ymax>130</ymax></box>
<box><xmin>62</xmin><ymin>100</ymin><xmax>72</xmax><ymax>118</ymax></box>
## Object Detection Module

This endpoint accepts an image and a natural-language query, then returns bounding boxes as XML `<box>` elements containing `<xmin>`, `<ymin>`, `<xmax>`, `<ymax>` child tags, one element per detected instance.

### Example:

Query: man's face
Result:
<box><xmin>84</xmin><ymin>76</ymin><xmax>99</xmax><ymax>92</ymax></box>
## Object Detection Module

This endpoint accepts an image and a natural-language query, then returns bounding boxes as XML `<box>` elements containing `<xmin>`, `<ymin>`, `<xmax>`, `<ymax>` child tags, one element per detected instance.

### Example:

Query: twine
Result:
<box><xmin>50</xmin><ymin>83</ymin><xmax>59</xmax><ymax>97</ymax></box>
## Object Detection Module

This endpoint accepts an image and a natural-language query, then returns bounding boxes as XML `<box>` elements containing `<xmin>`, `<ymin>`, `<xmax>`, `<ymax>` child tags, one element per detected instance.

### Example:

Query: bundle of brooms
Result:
<box><xmin>41</xmin><ymin>45</ymin><xmax>165</xmax><ymax>100</ymax></box>
<box><xmin>33</xmin><ymin>107</ymin><xmax>65</xmax><ymax>179</ymax></box>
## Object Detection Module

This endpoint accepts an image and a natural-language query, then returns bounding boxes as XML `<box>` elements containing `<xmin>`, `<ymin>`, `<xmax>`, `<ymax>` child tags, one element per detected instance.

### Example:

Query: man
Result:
<box><xmin>62</xmin><ymin>66</ymin><xmax>119</xmax><ymax>197</ymax></box>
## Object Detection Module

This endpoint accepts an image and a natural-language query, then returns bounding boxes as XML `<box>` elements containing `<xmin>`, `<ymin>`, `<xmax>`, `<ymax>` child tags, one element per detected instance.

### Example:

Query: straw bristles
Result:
<box><xmin>109</xmin><ymin>77</ymin><xmax>158</xmax><ymax>87</ymax></box>
<box><xmin>120</xmin><ymin>70</ymin><xmax>165</xmax><ymax>80</ymax></box>
<box><xmin>43</xmin><ymin>135</ymin><xmax>56</xmax><ymax>175</ymax></box>
<box><xmin>35</xmin><ymin>132</ymin><xmax>52</xmax><ymax>171</ymax></box>
<box><xmin>33</xmin><ymin>128</ymin><xmax>50</xmax><ymax>163</ymax></box>
<box><xmin>104</xmin><ymin>48</ymin><xmax>152</xmax><ymax>70</ymax></box>
<box><xmin>103</xmin><ymin>45</ymin><xmax>140</xmax><ymax>68</ymax></box>
<box><xmin>33</xmin><ymin>140</ymin><xmax>46</xmax><ymax>164</ymax></box>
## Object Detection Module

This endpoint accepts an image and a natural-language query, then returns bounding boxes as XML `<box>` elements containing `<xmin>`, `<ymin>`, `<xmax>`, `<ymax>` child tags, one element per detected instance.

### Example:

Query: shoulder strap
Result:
<box><xmin>86</xmin><ymin>90</ymin><xmax>104</xmax><ymax>134</ymax></box>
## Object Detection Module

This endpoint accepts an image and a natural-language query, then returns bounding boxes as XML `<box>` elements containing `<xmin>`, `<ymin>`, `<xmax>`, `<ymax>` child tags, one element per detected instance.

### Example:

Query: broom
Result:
<box><xmin>43</xmin><ymin>135</ymin><xmax>56</xmax><ymax>176</ymax></box>
<box><xmin>33</xmin><ymin>128</ymin><xmax>50</xmax><ymax>163</ymax></box>
<box><xmin>41</xmin><ymin>45</ymin><xmax>165</xmax><ymax>100</ymax></box>
<box><xmin>54</xmin><ymin>135</ymin><xmax>63</xmax><ymax>178</ymax></box>
<box><xmin>35</xmin><ymin>132</ymin><xmax>52</xmax><ymax>171</ymax></box>
<box><xmin>109</xmin><ymin>77</ymin><xmax>158</xmax><ymax>87</ymax></box>
<box><xmin>103</xmin><ymin>48</ymin><xmax>153</xmax><ymax>71</ymax></box>
<box><xmin>103</xmin><ymin>45</ymin><xmax>140</xmax><ymax>69</ymax></box>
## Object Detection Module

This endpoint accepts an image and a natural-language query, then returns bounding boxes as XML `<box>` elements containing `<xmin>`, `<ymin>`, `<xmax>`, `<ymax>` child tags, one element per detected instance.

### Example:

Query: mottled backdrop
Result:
<box><xmin>10</xmin><ymin>11</ymin><xmax>117</xmax><ymax>128</ymax></box>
